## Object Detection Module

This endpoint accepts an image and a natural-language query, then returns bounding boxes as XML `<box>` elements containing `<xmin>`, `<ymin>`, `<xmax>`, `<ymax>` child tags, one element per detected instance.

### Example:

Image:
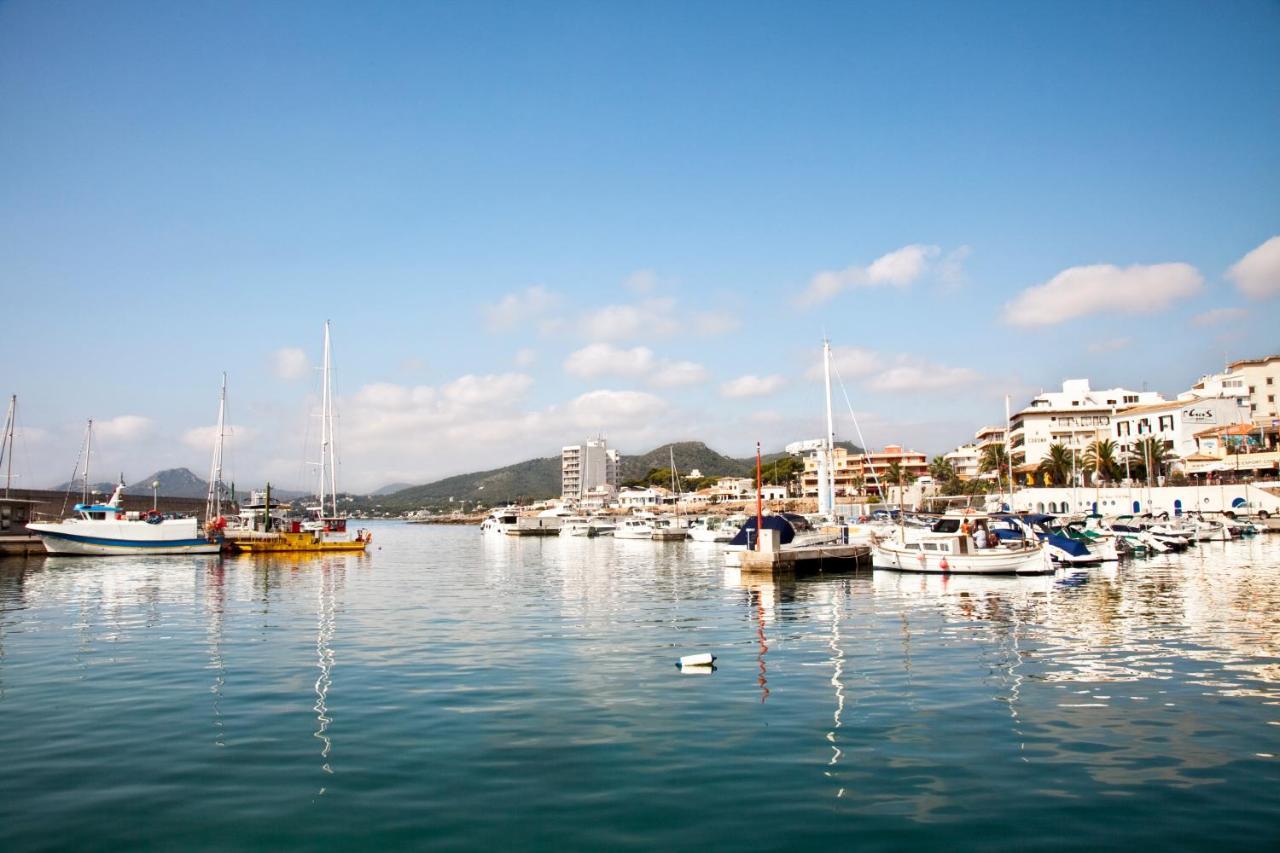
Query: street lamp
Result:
<box><xmin>151</xmin><ymin>480</ymin><xmax>160</xmax><ymax>511</ymax></box>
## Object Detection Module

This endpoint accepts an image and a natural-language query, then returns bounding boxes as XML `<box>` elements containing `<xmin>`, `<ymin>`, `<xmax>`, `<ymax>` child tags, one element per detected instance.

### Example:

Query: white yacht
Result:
<box><xmin>480</xmin><ymin>508</ymin><xmax>519</xmax><ymax>535</ymax></box>
<box><xmin>688</xmin><ymin>516</ymin><xmax>735</xmax><ymax>543</ymax></box>
<box><xmin>614</xmin><ymin>514</ymin><xmax>656</xmax><ymax>540</ymax></box>
<box><xmin>559</xmin><ymin>516</ymin><xmax>597</xmax><ymax>537</ymax></box>
<box><xmin>587</xmin><ymin>515</ymin><xmax>617</xmax><ymax>536</ymax></box>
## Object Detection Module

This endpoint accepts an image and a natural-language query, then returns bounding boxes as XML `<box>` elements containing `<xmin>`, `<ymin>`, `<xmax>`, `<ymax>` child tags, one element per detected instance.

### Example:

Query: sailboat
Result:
<box><xmin>225</xmin><ymin>322</ymin><xmax>371</xmax><ymax>554</ymax></box>
<box><xmin>651</xmin><ymin>445</ymin><xmax>690</xmax><ymax>541</ymax></box>
<box><xmin>27</xmin><ymin>419</ymin><xmax>222</xmax><ymax>556</ymax></box>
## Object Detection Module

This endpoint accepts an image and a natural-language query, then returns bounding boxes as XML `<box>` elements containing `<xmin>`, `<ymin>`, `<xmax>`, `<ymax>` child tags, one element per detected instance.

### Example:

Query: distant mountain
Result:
<box><xmin>370</xmin><ymin>482</ymin><xmax>414</xmax><ymax>496</ymax></box>
<box><xmin>373</xmin><ymin>440</ymin><xmax>864</xmax><ymax>510</ymax></box>
<box><xmin>379</xmin><ymin>455</ymin><xmax>562</xmax><ymax>509</ymax></box>
<box><xmin>124</xmin><ymin>468</ymin><xmax>209</xmax><ymax>499</ymax></box>
<box><xmin>619</xmin><ymin>441</ymin><xmax>748</xmax><ymax>482</ymax></box>
<box><xmin>53</xmin><ymin>480</ymin><xmax>117</xmax><ymax>494</ymax></box>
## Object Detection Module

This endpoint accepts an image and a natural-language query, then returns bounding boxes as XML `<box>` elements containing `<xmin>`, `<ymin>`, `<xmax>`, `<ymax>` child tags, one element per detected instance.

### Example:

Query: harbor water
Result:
<box><xmin>2</xmin><ymin>523</ymin><xmax>1279</xmax><ymax>850</ymax></box>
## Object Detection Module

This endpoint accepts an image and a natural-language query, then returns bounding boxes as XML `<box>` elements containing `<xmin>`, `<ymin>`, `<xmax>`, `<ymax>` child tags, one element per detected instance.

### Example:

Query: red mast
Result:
<box><xmin>755</xmin><ymin>441</ymin><xmax>763</xmax><ymax>551</ymax></box>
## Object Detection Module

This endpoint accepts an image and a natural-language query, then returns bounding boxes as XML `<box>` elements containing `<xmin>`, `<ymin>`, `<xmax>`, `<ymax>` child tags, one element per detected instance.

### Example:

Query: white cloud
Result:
<box><xmin>800</xmin><ymin>244</ymin><xmax>941</xmax><ymax>306</ymax></box>
<box><xmin>272</xmin><ymin>347</ymin><xmax>310</xmax><ymax>380</ymax></box>
<box><xmin>721</xmin><ymin>374</ymin><xmax>785</xmax><ymax>398</ymax></box>
<box><xmin>565</xmin><ymin>343</ymin><xmax>708</xmax><ymax>387</ymax></box>
<box><xmin>1191</xmin><ymin>307</ymin><xmax>1247</xmax><ymax>327</ymax></box>
<box><xmin>807</xmin><ymin>346</ymin><xmax>883</xmax><ymax>381</ymax></box>
<box><xmin>581</xmin><ymin>297</ymin><xmax>736</xmax><ymax>341</ymax></box>
<box><xmin>867</xmin><ymin>361</ymin><xmax>982</xmax><ymax>393</ymax></box>
<box><xmin>484</xmin><ymin>285</ymin><xmax>559</xmax><ymax>332</ymax></box>
<box><xmin>182</xmin><ymin>424</ymin><xmax>256</xmax><ymax>452</ymax></box>
<box><xmin>514</xmin><ymin>348</ymin><xmax>537</xmax><ymax>367</ymax></box>
<box><xmin>1227</xmin><ymin>235</ymin><xmax>1280</xmax><ymax>299</ymax></box>
<box><xmin>564</xmin><ymin>344</ymin><xmax>655</xmax><ymax>378</ymax></box>
<box><xmin>566</xmin><ymin>389</ymin><xmax>667</xmax><ymax>425</ymax></box>
<box><xmin>582</xmin><ymin>298</ymin><xmax>679</xmax><ymax>341</ymax></box>
<box><xmin>441</xmin><ymin>373</ymin><xmax>533</xmax><ymax>406</ymax></box>
<box><xmin>623</xmin><ymin>269</ymin><xmax>658</xmax><ymax>294</ymax></box>
<box><xmin>808</xmin><ymin>347</ymin><xmax>982</xmax><ymax>394</ymax></box>
<box><xmin>938</xmin><ymin>245</ymin><xmax>972</xmax><ymax>288</ymax></box>
<box><xmin>1087</xmin><ymin>337</ymin><xmax>1133</xmax><ymax>353</ymax></box>
<box><xmin>649</xmin><ymin>360</ymin><xmax>709</xmax><ymax>388</ymax></box>
<box><xmin>1002</xmin><ymin>262</ymin><xmax>1203</xmax><ymax>326</ymax></box>
<box><xmin>95</xmin><ymin>415</ymin><xmax>154</xmax><ymax>442</ymax></box>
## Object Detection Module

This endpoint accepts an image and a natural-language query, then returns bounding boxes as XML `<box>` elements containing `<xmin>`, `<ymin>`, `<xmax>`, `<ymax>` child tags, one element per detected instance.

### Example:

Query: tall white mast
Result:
<box><xmin>319</xmin><ymin>321</ymin><xmax>339</xmax><ymax>519</ymax></box>
<box><xmin>206</xmin><ymin>373</ymin><xmax>227</xmax><ymax>521</ymax></box>
<box><xmin>84</xmin><ymin>418</ymin><xmax>93</xmax><ymax>504</ymax></box>
<box><xmin>823</xmin><ymin>338</ymin><xmax>837</xmax><ymax>515</ymax></box>
<box><xmin>1</xmin><ymin>395</ymin><xmax>14</xmax><ymax>498</ymax></box>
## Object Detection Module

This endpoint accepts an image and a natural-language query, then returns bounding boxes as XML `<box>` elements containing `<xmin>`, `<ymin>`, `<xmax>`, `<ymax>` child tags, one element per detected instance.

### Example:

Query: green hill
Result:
<box><xmin>373</xmin><ymin>440</ymin><xmax>863</xmax><ymax>511</ymax></box>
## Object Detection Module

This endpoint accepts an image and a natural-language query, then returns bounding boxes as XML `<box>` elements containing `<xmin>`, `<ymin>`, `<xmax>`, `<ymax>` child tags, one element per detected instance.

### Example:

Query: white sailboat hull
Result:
<box><xmin>872</xmin><ymin>541</ymin><xmax>1054</xmax><ymax>575</ymax></box>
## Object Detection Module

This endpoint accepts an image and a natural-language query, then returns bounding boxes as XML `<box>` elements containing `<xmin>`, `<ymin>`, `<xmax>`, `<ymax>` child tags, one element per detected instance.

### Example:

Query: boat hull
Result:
<box><xmin>29</xmin><ymin>527</ymin><xmax>220</xmax><ymax>556</ymax></box>
<box><xmin>872</xmin><ymin>542</ymin><xmax>1054</xmax><ymax>575</ymax></box>
<box><xmin>225</xmin><ymin>530</ymin><xmax>369</xmax><ymax>554</ymax></box>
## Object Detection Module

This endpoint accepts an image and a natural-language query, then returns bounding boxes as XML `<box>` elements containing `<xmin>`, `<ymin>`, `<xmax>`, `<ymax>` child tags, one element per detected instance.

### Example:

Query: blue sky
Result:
<box><xmin>1</xmin><ymin>0</ymin><xmax>1278</xmax><ymax>492</ymax></box>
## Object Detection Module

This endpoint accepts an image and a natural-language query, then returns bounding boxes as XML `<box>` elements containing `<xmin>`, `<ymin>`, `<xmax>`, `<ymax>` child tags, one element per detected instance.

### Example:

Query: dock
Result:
<box><xmin>732</xmin><ymin>542</ymin><xmax>871</xmax><ymax>579</ymax></box>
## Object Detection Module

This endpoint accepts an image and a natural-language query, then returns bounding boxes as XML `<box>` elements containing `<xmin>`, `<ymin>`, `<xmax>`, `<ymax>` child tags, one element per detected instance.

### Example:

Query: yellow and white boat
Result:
<box><xmin>223</xmin><ymin>322</ymin><xmax>370</xmax><ymax>556</ymax></box>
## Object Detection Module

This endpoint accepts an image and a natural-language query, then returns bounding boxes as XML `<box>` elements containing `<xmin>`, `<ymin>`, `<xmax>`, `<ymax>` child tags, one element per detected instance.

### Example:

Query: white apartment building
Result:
<box><xmin>1009</xmin><ymin>379</ymin><xmax>1163</xmax><ymax>468</ymax></box>
<box><xmin>1112</xmin><ymin>396</ymin><xmax>1250</xmax><ymax>460</ymax></box>
<box><xmin>561</xmin><ymin>438</ymin><xmax>620</xmax><ymax>502</ymax></box>
<box><xmin>944</xmin><ymin>443</ymin><xmax>980</xmax><ymax>479</ymax></box>
<box><xmin>1180</xmin><ymin>355</ymin><xmax>1279</xmax><ymax>426</ymax></box>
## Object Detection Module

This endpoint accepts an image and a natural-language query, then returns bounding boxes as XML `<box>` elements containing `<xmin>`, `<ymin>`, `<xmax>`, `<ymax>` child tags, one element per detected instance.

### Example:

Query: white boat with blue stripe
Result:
<box><xmin>27</xmin><ymin>481</ymin><xmax>221</xmax><ymax>556</ymax></box>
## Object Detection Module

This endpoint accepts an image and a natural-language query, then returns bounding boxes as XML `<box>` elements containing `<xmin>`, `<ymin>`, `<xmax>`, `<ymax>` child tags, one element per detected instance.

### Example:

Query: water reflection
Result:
<box><xmin>203</xmin><ymin>564</ymin><xmax>227</xmax><ymax>747</ymax></box>
<box><xmin>314</xmin><ymin>560</ymin><xmax>339</xmax><ymax>784</ymax></box>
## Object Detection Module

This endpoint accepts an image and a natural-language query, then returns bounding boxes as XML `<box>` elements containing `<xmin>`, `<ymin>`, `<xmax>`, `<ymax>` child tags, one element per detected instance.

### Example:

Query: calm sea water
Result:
<box><xmin>2</xmin><ymin>523</ymin><xmax>1279</xmax><ymax>851</ymax></box>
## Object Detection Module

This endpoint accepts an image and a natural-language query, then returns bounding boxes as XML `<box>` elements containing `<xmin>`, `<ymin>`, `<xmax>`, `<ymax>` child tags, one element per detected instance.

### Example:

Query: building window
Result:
<box><xmin>1124</xmin><ymin>395</ymin><xmax>1138</xmax><ymax>404</ymax></box>
<box><xmin>1158</xmin><ymin>415</ymin><xmax>1174</xmax><ymax>431</ymax></box>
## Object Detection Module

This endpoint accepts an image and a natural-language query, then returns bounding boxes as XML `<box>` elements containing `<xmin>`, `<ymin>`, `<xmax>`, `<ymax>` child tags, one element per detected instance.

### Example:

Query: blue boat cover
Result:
<box><xmin>728</xmin><ymin>515</ymin><xmax>797</xmax><ymax>548</ymax></box>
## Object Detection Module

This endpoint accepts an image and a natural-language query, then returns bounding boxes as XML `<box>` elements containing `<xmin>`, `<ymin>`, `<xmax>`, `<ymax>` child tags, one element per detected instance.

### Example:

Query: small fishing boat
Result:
<box><xmin>871</xmin><ymin>514</ymin><xmax>1054</xmax><ymax>575</ymax></box>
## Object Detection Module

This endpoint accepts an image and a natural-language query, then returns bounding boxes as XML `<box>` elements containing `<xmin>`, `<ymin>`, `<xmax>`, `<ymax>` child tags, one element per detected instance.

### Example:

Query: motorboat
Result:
<box><xmin>688</xmin><ymin>516</ymin><xmax>735</xmax><ymax>543</ymax></box>
<box><xmin>559</xmin><ymin>516</ymin><xmax>597</xmax><ymax>537</ymax></box>
<box><xmin>28</xmin><ymin>480</ymin><xmax>222</xmax><ymax>556</ymax></box>
<box><xmin>992</xmin><ymin>513</ymin><xmax>1102</xmax><ymax>566</ymax></box>
<box><xmin>587</xmin><ymin>515</ymin><xmax>617</xmax><ymax>536</ymax></box>
<box><xmin>650</xmin><ymin>515</ymin><xmax>689</xmax><ymax>541</ymax></box>
<box><xmin>614</xmin><ymin>514</ymin><xmax>656</xmax><ymax>540</ymax></box>
<box><xmin>871</xmin><ymin>513</ymin><xmax>1054</xmax><ymax>575</ymax></box>
<box><xmin>480</xmin><ymin>508</ymin><xmax>519</xmax><ymax>534</ymax></box>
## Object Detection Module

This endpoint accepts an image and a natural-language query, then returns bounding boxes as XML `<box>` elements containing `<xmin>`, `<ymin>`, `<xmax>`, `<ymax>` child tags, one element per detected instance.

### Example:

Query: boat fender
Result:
<box><xmin>677</xmin><ymin>653</ymin><xmax>716</xmax><ymax>668</ymax></box>
<box><xmin>939</xmin><ymin>558</ymin><xmax>949</xmax><ymax>571</ymax></box>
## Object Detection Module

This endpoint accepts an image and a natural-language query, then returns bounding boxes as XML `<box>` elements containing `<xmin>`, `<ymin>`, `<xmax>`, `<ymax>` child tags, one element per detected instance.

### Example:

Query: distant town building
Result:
<box><xmin>561</xmin><ymin>438</ymin><xmax>619</xmax><ymax>502</ymax></box>
<box><xmin>1111</xmin><ymin>396</ymin><xmax>1249</xmax><ymax>461</ymax></box>
<box><xmin>944</xmin><ymin>443</ymin><xmax>980</xmax><ymax>480</ymax></box>
<box><xmin>1009</xmin><ymin>379</ymin><xmax>1163</xmax><ymax>469</ymax></box>
<box><xmin>1187</xmin><ymin>355</ymin><xmax>1280</xmax><ymax>425</ymax></box>
<box><xmin>800</xmin><ymin>444</ymin><xmax>927</xmax><ymax>498</ymax></box>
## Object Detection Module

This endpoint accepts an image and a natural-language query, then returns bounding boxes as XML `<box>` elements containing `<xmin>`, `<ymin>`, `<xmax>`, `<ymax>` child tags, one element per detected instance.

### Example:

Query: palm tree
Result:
<box><xmin>978</xmin><ymin>443</ymin><xmax>1008</xmax><ymax>476</ymax></box>
<box><xmin>1083</xmin><ymin>438</ymin><xmax>1122</xmax><ymax>484</ymax></box>
<box><xmin>929</xmin><ymin>455</ymin><xmax>956</xmax><ymax>484</ymax></box>
<box><xmin>1129</xmin><ymin>437</ymin><xmax>1170</xmax><ymax>484</ymax></box>
<box><xmin>1037</xmin><ymin>443</ymin><xmax>1074</xmax><ymax>486</ymax></box>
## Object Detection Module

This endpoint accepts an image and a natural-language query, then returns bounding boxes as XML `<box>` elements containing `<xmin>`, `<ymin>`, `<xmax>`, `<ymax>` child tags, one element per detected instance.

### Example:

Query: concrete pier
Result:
<box><xmin>732</xmin><ymin>543</ymin><xmax>872</xmax><ymax>579</ymax></box>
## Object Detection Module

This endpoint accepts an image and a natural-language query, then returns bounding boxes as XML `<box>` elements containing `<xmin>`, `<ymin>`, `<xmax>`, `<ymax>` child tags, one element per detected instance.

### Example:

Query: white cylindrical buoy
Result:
<box><xmin>678</xmin><ymin>664</ymin><xmax>715</xmax><ymax>675</ymax></box>
<box><xmin>677</xmin><ymin>652</ymin><xmax>716</xmax><ymax>668</ymax></box>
